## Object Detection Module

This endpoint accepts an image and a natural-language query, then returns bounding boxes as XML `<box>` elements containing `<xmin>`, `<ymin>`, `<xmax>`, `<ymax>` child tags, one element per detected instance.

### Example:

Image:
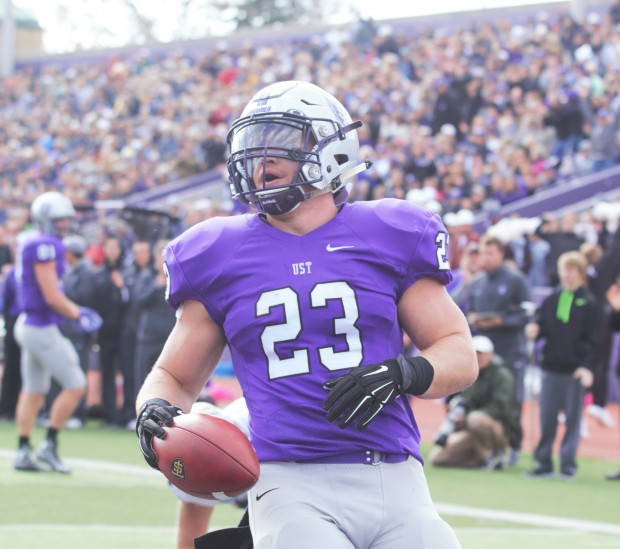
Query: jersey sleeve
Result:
<box><xmin>24</xmin><ymin>237</ymin><xmax>62</xmax><ymax>265</ymax></box>
<box><xmin>399</xmin><ymin>207</ymin><xmax>453</xmax><ymax>296</ymax></box>
<box><xmin>161</xmin><ymin>217</ymin><xmax>245</xmax><ymax>327</ymax></box>
<box><xmin>163</xmin><ymin>244</ymin><xmax>194</xmax><ymax>310</ymax></box>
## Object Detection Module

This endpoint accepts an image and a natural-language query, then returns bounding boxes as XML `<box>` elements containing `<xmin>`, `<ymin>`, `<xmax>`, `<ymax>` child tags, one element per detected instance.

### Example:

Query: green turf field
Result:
<box><xmin>1</xmin><ymin>420</ymin><xmax>618</xmax><ymax>548</ymax></box>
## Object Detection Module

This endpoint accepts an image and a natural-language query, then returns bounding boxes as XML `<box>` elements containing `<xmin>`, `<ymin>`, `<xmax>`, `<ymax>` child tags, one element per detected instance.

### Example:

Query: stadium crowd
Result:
<box><xmin>0</xmin><ymin>4</ymin><xmax>619</xmax><ymax>464</ymax></box>
<box><xmin>0</xmin><ymin>3</ymin><xmax>619</xmax><ymax>237</ymax></box>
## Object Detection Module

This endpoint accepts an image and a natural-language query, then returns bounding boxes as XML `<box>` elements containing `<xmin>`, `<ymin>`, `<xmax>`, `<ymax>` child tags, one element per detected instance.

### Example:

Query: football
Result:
<box><xmin>152</xmin><ymin>412</ymin><xmax>259</xmax><ymax>500</ymax></box>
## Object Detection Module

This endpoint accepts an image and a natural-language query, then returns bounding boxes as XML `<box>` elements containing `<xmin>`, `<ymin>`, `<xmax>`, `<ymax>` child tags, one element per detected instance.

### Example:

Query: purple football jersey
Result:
<box><xmin>15</xmin><ymin>229</ymin><xmax>67</xmax><ymax>326</ymax></box>
<box><xmin>164</xmin><ymin>199</ymin><xmax>452</xmax><ymax>463</ymax></box>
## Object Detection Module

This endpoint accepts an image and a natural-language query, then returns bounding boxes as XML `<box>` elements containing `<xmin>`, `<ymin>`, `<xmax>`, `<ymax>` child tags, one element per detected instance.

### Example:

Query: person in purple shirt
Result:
<box><xmin>136</xmin><ymin>81</ymin><xmax>477</xmax><ymax>549</ymax></box>
<box><xmin>13</xmin><ymin>192</ymin><xmax>99</xmax><ymax>474</ymax></box>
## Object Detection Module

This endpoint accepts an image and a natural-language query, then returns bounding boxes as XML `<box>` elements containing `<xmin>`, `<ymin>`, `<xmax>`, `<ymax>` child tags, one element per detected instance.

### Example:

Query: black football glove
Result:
<box><xmin>136</xmin><ymin>398</ymin><xmax>183</xmax><ymax>469</ymax></box>
<box><xmin>322</xmin><ymin>355</ymin><xmax>434</xmax><ymax>431</ymax></box>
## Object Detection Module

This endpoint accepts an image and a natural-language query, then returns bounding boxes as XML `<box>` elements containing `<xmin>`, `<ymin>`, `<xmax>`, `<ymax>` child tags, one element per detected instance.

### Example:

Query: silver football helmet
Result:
<box><xmin>227</xmin><ymin>81</ymin><xmax>368</xmax><ymax>215</ymax></box>
<box><xmin>30</xmin><ymin>191</ymin><xmax>76</xmax><ymax>236</ymax></box>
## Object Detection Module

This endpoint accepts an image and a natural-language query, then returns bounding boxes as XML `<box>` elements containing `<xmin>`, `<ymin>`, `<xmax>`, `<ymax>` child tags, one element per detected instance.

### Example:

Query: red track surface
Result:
<box><xmin>412</xmin><ymin>398</ymin><xmax>620</xmax><ymax>461</ymax></box>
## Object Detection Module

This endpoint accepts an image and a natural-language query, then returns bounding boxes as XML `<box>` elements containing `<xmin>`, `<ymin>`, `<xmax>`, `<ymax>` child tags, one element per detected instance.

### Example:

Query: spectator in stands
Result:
<box><xmin>536</xmin><ymin>213</ymin><xmax>586</xmax><ymax>287</ymax></box>
<box><xmin>431</xmin><ymin>77</ymin><xmax>462</xmax><ymax>137</ymax></box>
<box><xmin>1</xmin><ymin>4</ymin><xmax>619</xmax><ymax>280</ymax></box>
<box><xmin>611</xmin><ymin>0</ymin><xmax>620</xmax><ymax>24</ymax></box>
<box><xmin>201</xmin><ymin>126</ymin><xmax>228</xmax><ymax>171</ymax></box>
<box><xmin>449</xmin><ymin>242</ymin><xmax>482</xmax><ymax>315</ymax></box>
<box><xmin>571</xmin><ymin>140</ymin><xmax>595</xmax><ymax>176</ymax></box>
<box><xmin>453</xmin><ymin>209</ymin><xmax>479</xmax><ymax>266</ymax></box>
<box><xmin>544</xmin><ymin>88</ymin><xmax>585</xmax><ymax>161</ymax></box>
<box><xmin>491</xmin><ymin>174</ymin><xmax>528</xmax><ymax>205</ymax></box>
<box><xmin>525</xmin><ymin>251</ymin><xmax>604</xmax><ymax>480</ymax></box>
<box><xmin>589</xmin><ymin>108</ymin><xmax>619</xmax><ymax>172</ymax></box>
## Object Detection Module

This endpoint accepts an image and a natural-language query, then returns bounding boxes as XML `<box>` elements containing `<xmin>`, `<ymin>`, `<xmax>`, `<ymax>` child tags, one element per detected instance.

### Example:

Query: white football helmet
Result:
<box><xmin>227</xmin><ymin>81</ymin><xmax>368</xmax><ymax>215</ymax></box>
<box><xmin>30</xmin><ymin>191</ymin><xmax>76</xmax><ymax>236</ymax></box>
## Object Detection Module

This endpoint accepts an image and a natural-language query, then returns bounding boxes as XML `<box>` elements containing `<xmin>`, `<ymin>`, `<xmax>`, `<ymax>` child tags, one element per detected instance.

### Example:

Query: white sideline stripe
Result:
<box><xmin>0</xmin><ymin>449</ymin><xmax>158</xmax><ymax>477</ymax></box>
<box><xmin>0</xmin><ymin>525</ymin><xmax>175</xmax><ymax>532</ymax></box>
<box><xmin>2</xmin><ymin>449</ymin><xmax>618</xmax><ymax>535</ymax></box>
<box><xmin>436</xmin><ymin>503</ymin><xmax>620</xmax><ymax>535</ymax></box>
<box><xmin>454</xmin><ymin>528</ymin><xmax>597</xmax><ymax>534</ymax></box>
<box><xmin>0</xmin><ymin>525</ymin><xmax>612</xmax><ymax>535</ymax></box>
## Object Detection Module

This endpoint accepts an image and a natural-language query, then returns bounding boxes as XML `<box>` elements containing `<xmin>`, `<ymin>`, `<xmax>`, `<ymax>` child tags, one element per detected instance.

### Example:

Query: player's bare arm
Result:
<box><xmin>136</xmin><ymin>299</ymin><xmax>227</xmax><ymax>414</ymax></box>
<box><xmin>34</xmin><ymin>261</ymin><xmax>80</xmax><ymax>319</ymax></box>
<box><xmin>398</xmin><ymin>277</ymin><xmax>478</xmax><ymax>399</ymax></box>
<box><xmin>136</xmin><ymin>299</ymin><xmax>227</xmax><ymax>470</ymax></box>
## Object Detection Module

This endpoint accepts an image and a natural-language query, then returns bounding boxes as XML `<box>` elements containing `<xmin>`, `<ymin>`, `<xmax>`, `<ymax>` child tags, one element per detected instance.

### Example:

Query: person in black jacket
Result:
<box><xmin>118</xmin><ymin>240</ymin><xmax>154</xmax><ymax>428</ymax></box>
<box><xmin>0</xmin><ymin>267</ymin><xmax>22</xmax><ymax>420</ymax></box>
<box><xmin>604</xmin><ymin>280</ymin><xmax>620</xmax><ymax>481</ymax></box>
<box><xmin>525</xmin><ymin>251</ymin><xmax>604</xmax><ymax>480</ymax></box>
<box><xmin>92</xmin><ymin>236</ymin><xmax>128</xmax><ymax>425</ymax></box>
<box><xmin>133</xmin><ymin>239</ymin><xmax>176</xmax><ymax>401</ymax></box>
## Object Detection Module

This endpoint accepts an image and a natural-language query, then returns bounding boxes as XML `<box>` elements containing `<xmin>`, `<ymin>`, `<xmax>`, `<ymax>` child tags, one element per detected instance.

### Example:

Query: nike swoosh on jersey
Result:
<box><xmin>326</xmin><ymin>244</ymin><xmax>356</xmax><ymax>252</ymax></box>
<box><xmin>256</xmin><ymin>487</ymin><xmax>280</xmax><ymax>501</ymax></box>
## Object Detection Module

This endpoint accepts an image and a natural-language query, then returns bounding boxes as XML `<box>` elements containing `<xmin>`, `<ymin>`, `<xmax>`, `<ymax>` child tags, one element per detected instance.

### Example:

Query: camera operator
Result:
<box><xmin>429</xmin><ymin>336</ymin><xmax>520</xmax><ymax>469</ymax></box>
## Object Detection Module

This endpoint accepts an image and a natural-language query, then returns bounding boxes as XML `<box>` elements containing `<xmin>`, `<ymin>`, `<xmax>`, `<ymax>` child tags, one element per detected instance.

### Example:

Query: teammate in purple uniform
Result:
<box><xmin>13</xmin><ymin>192</ymin><xmax>100</xmax><ymax>473</ymax></box>
<box><xmin>136</xmin><ymin>81</ymin><xmax>477</xmax><ymax>548</ymax></box>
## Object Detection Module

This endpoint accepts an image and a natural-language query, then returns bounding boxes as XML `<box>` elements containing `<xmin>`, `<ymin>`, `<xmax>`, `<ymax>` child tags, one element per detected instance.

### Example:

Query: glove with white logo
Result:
<box><xmin>136</xmin><ymin>398</ymin><xmax>183</xmax><ymax>469</ymax></box>
<box><xmin>323</xmin><ymin>355</ymin><xmax>434</xmax><ymax>430</ymax></box>
<box><xmin>72</xmin><ymin>306</ymin><xmax>103</xmax><ymax>334</ymax></box>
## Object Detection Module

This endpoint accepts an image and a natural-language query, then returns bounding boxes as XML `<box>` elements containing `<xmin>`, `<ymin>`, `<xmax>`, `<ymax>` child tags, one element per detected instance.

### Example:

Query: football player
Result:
<box><xmin>13</xmin><ymin>191</ymin><xmax>100</xmax><ymax>473</ymax></box>
<box><xmin>136</xmin><ymin>81</ymin><xmax>477</xmax><ymax>548</ymax></box>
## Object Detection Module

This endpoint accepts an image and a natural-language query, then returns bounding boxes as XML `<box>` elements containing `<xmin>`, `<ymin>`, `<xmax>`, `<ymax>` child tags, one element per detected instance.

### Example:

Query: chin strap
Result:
<box><xmin>300</xmin><ymin>186</ymin><xmax>333</xmax><ymax>201</ymax></box>
<box><xmin>340</xmin><ymin>160</ymin><xmax>373</xmax><ymax>182</ymax></box>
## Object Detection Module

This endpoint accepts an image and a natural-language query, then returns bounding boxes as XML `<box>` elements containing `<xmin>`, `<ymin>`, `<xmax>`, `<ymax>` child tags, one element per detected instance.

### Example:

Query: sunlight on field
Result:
<box><xmin>1</xmin><ymin>524</ymin><xmax>618</xmax><ymax>549</ymax></box>
<box><xmin>1</xmin><ymin>420</ymin><xmax>618</xmax><ymax>549</ymax></box>
<box><xmin>457</xmin><ymin>528</ymin><xmax>620</xmax><ymax>549</ymax></box>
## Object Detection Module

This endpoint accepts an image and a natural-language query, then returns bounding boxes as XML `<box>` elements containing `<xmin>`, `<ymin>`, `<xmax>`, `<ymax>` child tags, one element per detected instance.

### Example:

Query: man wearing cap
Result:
<box><xmin>429</xmin><ymin>335</ymin><xmax>519</xmax><ymax>469</ymax></box>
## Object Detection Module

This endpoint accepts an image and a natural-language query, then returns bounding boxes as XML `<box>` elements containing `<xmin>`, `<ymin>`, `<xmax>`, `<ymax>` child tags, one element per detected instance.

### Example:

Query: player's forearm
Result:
<box><xmin>135</xmin><ymin>364</ymin><xmax>200</xmax><ymax>415</ymax></box>
<box><xmin>418</xmin><ymin>332</ymin><xmax>477</xmax><ymax>399</ymax></box>
<box><xmin>46</xmin><ymin>291</ymin><xmax>80</xmax><ymax>319</ymax></box>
